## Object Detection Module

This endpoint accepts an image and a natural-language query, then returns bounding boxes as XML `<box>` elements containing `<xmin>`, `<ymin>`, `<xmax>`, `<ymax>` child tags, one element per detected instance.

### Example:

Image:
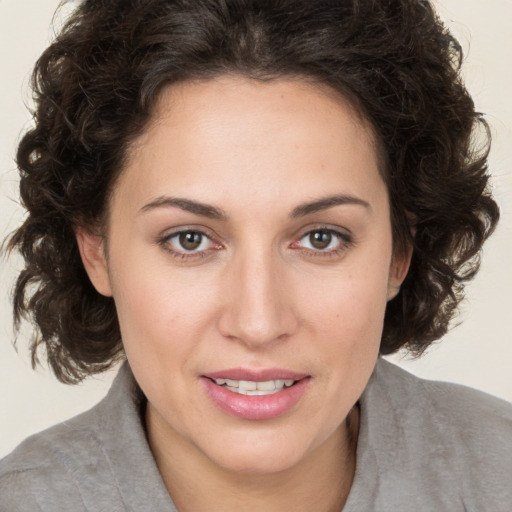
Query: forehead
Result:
<box><xmin>142</xmin><ymin>76</ymin><xmax>378</xmax><ymax>156</ymax></box>
<box><xmin>116</xmin><ymin>76</ymin><xmax>386</xmax><ymax>215</ymax></box>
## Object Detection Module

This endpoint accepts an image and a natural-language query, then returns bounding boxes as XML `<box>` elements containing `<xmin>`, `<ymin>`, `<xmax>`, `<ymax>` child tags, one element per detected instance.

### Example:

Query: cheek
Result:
<box><xmin>110</xmin><ymin>255</ymin><xmax>220</xmax><ymax>363</ymax></box>
<box><xmin>304</xmin><ymin>283</ymin><xmax>386</xmax><ymax>400</ymax></box>
<box><xmin>302</xmin><ymin>264</ymin><xmax>390</xmax><ymax>343</ymax></box>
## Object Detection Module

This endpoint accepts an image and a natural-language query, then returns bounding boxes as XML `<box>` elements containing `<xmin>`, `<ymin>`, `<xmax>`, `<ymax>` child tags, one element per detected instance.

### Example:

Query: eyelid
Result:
<box><xmin>156</xmin><ymin>224</ymin><xmax>353</xmax><ymax>261</ymax></box>
<box><xmin>158</xmin><ymin>226</ymin><xmax>223</xmax><ymax>258</ymax></box>
<box><xmin>290</xmin><ymin>225</ymin><xmax>354</xmax><ymax>254</ymax></box>
<box><xmin>168</xmin><ymin>231</ymin><xmax>212</xmax><ymax>251</ymax></box>
<box><xmin>294</xmin><ymin>224</ymin><xmax>352</xmax><ymax>242</ymax></box>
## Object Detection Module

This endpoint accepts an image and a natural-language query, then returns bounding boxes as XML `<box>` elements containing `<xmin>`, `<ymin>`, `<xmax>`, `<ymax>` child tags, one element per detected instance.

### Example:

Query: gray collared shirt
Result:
<box><xmin>2</xmin><ymin>359</ymin><xmax>512</xmax><ymax>511</ymax></box>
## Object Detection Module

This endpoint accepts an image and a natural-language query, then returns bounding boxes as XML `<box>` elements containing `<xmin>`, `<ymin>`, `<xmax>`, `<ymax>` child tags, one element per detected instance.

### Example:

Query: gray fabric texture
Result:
<box><xmin>1</xmin><ymin>359</ymin><xmax>511</xmax><ymax>511</ymax></box>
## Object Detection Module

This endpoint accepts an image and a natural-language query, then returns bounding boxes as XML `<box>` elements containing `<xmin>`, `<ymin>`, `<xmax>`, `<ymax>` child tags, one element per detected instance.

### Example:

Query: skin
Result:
<box><xmin>77</xmin><ymin>75</ymin><xmax>410</xmax><ymax>511</ymax></box>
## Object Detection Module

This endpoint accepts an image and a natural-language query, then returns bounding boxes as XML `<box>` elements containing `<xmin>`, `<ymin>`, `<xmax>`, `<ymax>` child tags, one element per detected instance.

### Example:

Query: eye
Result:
<box><xmin>296</xmin><ymin>228</ymin><xmax>351</xmax><ymax>252</ymax></box>
<box><xmin>161</xmin><ymin>230</ymin><xmax>218</xmax><ymax>255</ymax></box>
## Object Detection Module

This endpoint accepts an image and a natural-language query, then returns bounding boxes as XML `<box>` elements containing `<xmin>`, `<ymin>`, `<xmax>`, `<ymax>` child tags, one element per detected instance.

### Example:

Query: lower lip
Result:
<box><xmin>202</xmin><ymin>377</ymin><xmax>310</xmax><ymax>420</ymax></box>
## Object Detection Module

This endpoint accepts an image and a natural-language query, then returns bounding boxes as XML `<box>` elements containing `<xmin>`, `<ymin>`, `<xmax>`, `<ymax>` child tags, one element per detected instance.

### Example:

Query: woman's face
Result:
<box><xmin>79</xmin><ymin>76</ymin><xmax>409</xmax><ymax>474</ymax></box>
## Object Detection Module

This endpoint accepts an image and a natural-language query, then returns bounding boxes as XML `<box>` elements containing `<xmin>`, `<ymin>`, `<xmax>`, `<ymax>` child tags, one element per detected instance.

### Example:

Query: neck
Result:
<box><xmin>146</xmin><ymin>405</ymin><xmax>360</xmax><ymax>512</ymax></box>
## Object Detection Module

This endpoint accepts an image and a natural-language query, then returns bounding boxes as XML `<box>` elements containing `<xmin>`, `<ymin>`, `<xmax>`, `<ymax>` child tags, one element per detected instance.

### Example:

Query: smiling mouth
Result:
<box><xmin>203</xmin><ymin>374</ymin><xmax>310</xmax><ymax>419</ymax></box>
<box><xmin>211</xmin><ymin>378</ymin><xmax>297</xmax><ymax>396</ymax></box>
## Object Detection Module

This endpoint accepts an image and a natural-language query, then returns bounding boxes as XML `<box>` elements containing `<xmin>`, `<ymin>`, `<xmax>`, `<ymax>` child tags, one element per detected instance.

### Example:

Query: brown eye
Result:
<box><xmin>294</xmin><ymin>228</ymin><xmax>352</xmax><ymax>254</ymax></box>
<box><xmin>178</xmin><ymin>231</ymin><xmax>203</xmax><ymax>251</ymax></box>
<box><xmin>309</xmin><ymin>230</ymin><xmax>333</xmax><ymax>250</ymax></box>
<box><xmin>161</xmin><ymin>229</ymin><xmax>221</xmax><ymax>259</ymax></box>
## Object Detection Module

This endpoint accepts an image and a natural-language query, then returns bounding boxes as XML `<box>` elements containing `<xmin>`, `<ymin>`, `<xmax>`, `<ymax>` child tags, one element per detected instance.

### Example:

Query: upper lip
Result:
<box><xmin>203</xmin><ymin>368</ymin><xmax>309</xmax><ymax>381</ymax></box>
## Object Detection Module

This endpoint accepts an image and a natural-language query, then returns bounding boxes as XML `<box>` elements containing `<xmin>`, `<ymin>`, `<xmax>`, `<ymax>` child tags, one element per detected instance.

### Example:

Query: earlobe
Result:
<box><xmin>387</xmin><ymin>246</ymin><xmax>413</xmax><ymax>301</ymax></box>
<box><xmin>76</xmin><ymin>228</ymin><xmax>113</xmax><ymax>297</ymax></box>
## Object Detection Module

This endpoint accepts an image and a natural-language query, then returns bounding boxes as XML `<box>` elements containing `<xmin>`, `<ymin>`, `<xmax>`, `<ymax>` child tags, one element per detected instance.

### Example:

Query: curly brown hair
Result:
<box><xmin>7</xmin><ymin>0</ymin><xmax>499</xmax><ymax>383</ymax></box>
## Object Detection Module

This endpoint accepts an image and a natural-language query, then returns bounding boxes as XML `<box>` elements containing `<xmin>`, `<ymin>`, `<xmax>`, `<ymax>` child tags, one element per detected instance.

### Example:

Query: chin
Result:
<box><xmin>215</xmin><ymin>453</ymin><xmax>303</xmax><ymax>476</ymax></box>
<box><xmin>202</xmin><ymin>433</ymin><xmax>311</xmax><ymax>475</ymax></box>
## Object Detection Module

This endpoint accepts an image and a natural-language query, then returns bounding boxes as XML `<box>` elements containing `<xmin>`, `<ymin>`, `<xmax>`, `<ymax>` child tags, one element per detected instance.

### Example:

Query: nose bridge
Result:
<box><xmin>219</xmin><ymin>243</ymin><xmax>296</xmax><ymax>347</ymax></box>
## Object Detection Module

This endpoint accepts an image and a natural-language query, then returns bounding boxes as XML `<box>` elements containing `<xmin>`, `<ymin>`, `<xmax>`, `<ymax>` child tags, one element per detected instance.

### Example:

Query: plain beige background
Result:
<box><xmin>1</xmin><ymin>0</ymin><xmax>511</xmax><ymax>457</ymax></box>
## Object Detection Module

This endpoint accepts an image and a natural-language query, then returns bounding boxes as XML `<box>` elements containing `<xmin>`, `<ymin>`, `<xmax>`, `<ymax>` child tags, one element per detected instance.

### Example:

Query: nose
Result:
<box><xmin>217</xmin><ymin>249</ymin><xmax>298</xmax><ymax>348</ymax></box>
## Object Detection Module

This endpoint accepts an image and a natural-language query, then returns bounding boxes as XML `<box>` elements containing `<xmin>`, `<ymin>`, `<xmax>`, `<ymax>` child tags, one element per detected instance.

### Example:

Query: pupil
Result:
<box><xmin>179</xmin><ymin>231</ymin><xmax>202</xmax><ymax>250</ymax></box>
<box><xmin>310</xmin><ymin>230</ymin><xmax>332</xmax><ymax>249</ymax></box>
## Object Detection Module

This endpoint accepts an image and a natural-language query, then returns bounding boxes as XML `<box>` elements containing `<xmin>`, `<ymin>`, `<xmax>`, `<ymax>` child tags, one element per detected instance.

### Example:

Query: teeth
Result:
<box><xmin>239</xmin><ymin>380</ymin><xmax>257</xmax><ymax>391</ymax></box>
<box><xmin>255</xmin><ymin>380</ymin><xmax>275</xmax><ymax>391</ymax></box>
<box><xmin>213</xmin><ymin>378</ymin><xmax>296</xmax><ymax>395</ymax></box>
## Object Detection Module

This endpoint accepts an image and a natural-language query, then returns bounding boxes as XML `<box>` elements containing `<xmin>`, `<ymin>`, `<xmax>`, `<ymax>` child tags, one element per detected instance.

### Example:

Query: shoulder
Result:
<box><xmin>376</xmin><ymin>357</ymin><xmax>512</xmax><ymax>412</ymax></box>
<box><xmin>364</xmin><ymin>359</ymin><xmax>512</xmax><ymax>508</ymax></box>
<box><xmin>0</xmin><ymin>404</ymin><xmax>108</xmax><ymax>511</ymax></box>
<box><xmin>412</xmin><ymin>364</ymin><xmax>512</xmax><ymax>486</ymax></box>
<box><xmin>375</xmin><ymin>358</ymin><xmax>512</xmax><ymax>438</ymax></box>
<box><xmin>0</xmin><ymin>366</ymin><xmax>139</xmax><ymax>511</ymax></box>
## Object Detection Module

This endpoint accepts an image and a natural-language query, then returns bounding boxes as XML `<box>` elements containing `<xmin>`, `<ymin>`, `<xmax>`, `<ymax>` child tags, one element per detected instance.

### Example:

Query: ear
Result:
<box><xmin>387</xmin><ymin>245</ymin><xmax>413</xmax><ymax>301</ymax></box>
<box><xmin>76</xmin><ymin>227</ymin><xmax>113</xmax><ymax>297</ymax></box>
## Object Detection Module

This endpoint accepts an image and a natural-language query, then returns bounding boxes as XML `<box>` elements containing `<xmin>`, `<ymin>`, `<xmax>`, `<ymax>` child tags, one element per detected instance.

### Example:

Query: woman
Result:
<box><xmin>1</xmin><ymin>0</ymin><xmax>511</xmax><ymax>510</ymax></box>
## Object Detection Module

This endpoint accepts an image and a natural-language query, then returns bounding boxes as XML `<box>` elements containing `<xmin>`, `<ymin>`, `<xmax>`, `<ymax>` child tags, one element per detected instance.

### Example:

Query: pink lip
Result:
<box><xmin>201</xmin><ymin>368</ymin><xmax>311</xmax><ymax>421</ymax></box>
<box><xmin>204</xmin><ymin>368</ymin><xmax>308</xmax><ymax>381</ymax></box>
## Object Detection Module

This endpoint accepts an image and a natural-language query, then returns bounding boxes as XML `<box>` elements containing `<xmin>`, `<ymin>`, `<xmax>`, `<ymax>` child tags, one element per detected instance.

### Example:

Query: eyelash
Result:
<box><xmin>158</xmin><ymin>229</ymin><xmax>221</xmax><ymax>260</ymax></box>
<box><xmin>158</xmin><ymin>227</ymin><xmax>353</xmax><ymax>261</ymax></box>
<box><xmin>292</xmin><ymin>228</ymin><xmax>353</xmax><ymax>258</ymax></box>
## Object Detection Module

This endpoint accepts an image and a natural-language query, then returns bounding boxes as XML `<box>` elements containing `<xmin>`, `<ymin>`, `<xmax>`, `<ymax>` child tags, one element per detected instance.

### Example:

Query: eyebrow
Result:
<box><xmin>139</xmin><ymin>193</ymin><xmax>370</xmax><ymax>221</ymax></box>
<box><xmin>140</xmin><ymin>196</ymin><xmax>228</xmax><ymax>220</ymax></box>
<box><xmin>290</xmin><ymin>194</ymin><xmax>371</xmax><ymax>218</ymax></box>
